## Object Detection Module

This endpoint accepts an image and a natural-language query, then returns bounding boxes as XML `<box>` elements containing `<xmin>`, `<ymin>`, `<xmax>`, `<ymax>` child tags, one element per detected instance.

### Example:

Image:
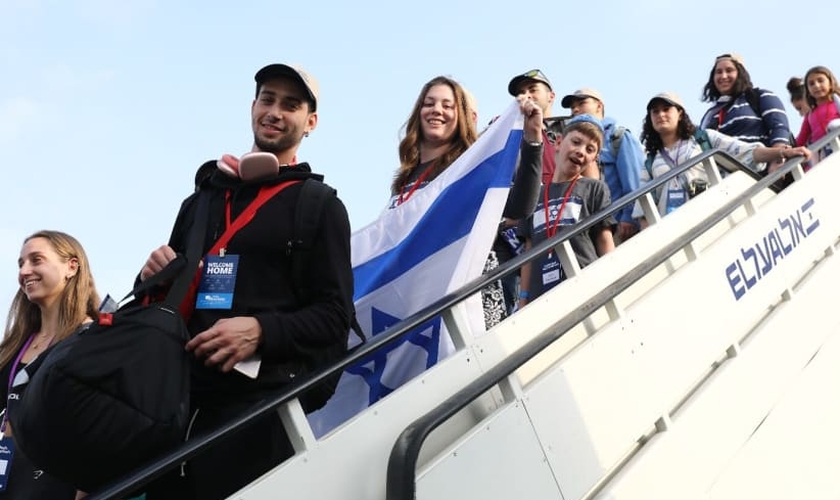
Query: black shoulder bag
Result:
<box><xmin>10</xmin><ymin>192</ymin><xmax>211</xmax><ymax>492</ymax></box>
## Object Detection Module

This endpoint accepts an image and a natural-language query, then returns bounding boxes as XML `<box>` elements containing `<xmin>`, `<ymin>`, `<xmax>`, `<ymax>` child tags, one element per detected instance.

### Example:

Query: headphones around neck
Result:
<box><xmin>217</xmin><ymin>152</ymin><xmax>284</xmax><ymax>181</ymax></box>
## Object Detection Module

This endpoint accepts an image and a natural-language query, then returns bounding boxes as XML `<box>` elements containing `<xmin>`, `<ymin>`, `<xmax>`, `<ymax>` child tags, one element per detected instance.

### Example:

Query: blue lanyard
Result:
<box><xmin>660</xmin><ymin>140</ymin><xmax>686</xmax><ymax>169</ymax></box>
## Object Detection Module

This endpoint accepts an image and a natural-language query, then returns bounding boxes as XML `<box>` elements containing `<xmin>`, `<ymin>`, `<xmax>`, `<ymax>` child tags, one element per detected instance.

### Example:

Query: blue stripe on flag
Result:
<box><xmin>353</xmin><ymin>129</ymin><xmax>523</xmax><ymax>300</ymax></box>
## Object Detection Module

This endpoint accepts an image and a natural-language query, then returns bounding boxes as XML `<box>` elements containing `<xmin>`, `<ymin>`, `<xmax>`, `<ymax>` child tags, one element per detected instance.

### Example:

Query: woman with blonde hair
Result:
<box><xmin>0</xmin><ymin>230</ymin><xmax>99</xmax><ymax>499</ymax></box>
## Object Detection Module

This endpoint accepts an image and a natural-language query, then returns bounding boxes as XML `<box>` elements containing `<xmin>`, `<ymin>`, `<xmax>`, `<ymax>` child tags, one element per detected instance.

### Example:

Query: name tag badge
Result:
<box><xmin>0</xmin><ymin>434</ymin><xmax>16</xmax><ymax>491</ymax></box>
<box><xmin>541</xmin><ymin>252</ymin><xmax>562</xmax><ymax>287</ymax></box>
<box><xmin>666</xmin><ymin>187</ymin><xmax>686</xmax><ymax>214</ymax></box>
<box><xmin>196</xmin><ymin>254</ymin><xmax>239</xmax><ymax>310</ymax></box>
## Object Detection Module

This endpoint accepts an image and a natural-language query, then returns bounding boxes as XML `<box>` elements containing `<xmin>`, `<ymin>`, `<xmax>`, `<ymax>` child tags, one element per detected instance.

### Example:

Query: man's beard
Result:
<box><xmin>253</xmin><ymin>131</ymin><xmax>299</xmax><ymax>154</ymax></box>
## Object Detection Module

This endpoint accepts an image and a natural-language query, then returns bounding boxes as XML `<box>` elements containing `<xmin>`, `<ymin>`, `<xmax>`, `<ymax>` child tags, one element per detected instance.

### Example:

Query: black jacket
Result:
<box><xmin>168</xmin><ymin>162</ymin><xmax>354</xmax><ymax>404</ymax></box>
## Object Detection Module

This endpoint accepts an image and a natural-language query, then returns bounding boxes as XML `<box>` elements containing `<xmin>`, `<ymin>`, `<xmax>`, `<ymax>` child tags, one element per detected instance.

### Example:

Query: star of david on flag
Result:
<box><xmin>549</xmin><ymin>204</ymin><xmax>560</xmax><ymax>221</ymax></box>
<box><xmin>308</xmin><ymin>102</ymin><xmax>523</xmax><ymax>437</ymax></box>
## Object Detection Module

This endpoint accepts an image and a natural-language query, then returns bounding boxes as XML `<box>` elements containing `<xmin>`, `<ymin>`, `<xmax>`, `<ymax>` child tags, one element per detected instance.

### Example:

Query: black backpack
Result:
<box><xmin>11</xmin><ymin>302</ymin><xmax>191</xmax><ymax>492</ymax></box>
<box><xmin>288</xmin><ymin>179</ymin><xmax>366</xmax><ymax>412</ymax></box>
<box><xmin>9</xmin><ymin>193</ymin><xmax>211</xmax><ymax>492</ymax></box>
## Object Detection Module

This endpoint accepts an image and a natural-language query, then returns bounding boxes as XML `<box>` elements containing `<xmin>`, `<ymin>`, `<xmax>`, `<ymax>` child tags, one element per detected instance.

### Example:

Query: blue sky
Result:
<box><xmin>1</xmin><ymin>0</ymin><xmax>837</xmax><ymax>318</ymax></box>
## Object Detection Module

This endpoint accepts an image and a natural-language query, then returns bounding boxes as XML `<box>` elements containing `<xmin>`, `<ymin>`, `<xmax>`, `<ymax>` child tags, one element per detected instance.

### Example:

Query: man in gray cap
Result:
<box><xmin>142</xmin><ymin>63</ymin><xmax>354</xmax><ymax>500</ymax></box>
<box><xmin>561</xmin><ymin>88</ymin><xmax>644</xmax><ymax>241</ymax></box>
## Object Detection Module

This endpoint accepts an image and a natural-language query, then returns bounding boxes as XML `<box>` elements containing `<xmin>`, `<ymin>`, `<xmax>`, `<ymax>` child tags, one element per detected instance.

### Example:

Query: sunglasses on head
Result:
<box><xmin>523</xmin><ymin>69</ymin><xmax>547</xmax><ymax>80</ymax></box>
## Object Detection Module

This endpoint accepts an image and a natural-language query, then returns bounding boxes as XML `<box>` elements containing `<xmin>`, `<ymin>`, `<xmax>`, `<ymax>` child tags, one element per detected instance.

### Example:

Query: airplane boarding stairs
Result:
<box><xmin>90</xmin><ymin>130</ymin><xmax>840</xmax><ymax>500</ymax></box>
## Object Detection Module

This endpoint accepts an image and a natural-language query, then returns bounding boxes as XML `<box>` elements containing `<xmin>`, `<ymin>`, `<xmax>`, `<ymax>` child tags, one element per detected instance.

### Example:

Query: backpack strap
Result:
<box><xmin>194</xmin><ymin>160</ymin><xmax>217</xmax><ymax>191</ymax></box>
<box><xmin>744</xmin><ymin>88</ymin><xmax>762</xmax><ymax>117</ymax></box>
<box><xmin>129</xmin><ymin>190</ymin><xmax>212</xmax><ymax>308</ymax></box>
<box><xmin>289</xmin><ymin>179</ymin><xmax>367</xmax><ymax>344</ymax></box>
<box><xmin>693</xmin><ymin>128</ymin><xmax>713</xmax><ymax>152</ymax></box>
<box><xmin>166</xmin><ymin>191</ymin><xmax>212</xmax><ymax>309</ymax></box>
<box><xmin>644</xmin><ymin>153</ymin><xmax>654</xmax><ymax>180</ymax></box>
<box><xmin>610</xmin><ymin>126</ymin><xmax>625</xmax><ymax>159</ymax></box>
<box><xmin>289</xmin><ymin>178</ymin><xmax>334</xmax><ymax>302</ymax></box>
<box><xmin>593</xmin><ymin>125</ymin><xmax>626</xmax><ymax>180</ymax></box>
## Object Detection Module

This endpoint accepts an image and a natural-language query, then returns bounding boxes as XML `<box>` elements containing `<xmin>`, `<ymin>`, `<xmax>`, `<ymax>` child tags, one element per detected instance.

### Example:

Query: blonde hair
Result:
<box><xmin>0</xmin><ymin>230</ymin><xmax>100</xmax><ymax>368</ymax></box>
<box><xmin>391</xmin><ymin>76</ymin><xmax>478</xmax><ymax>195</ymax></box>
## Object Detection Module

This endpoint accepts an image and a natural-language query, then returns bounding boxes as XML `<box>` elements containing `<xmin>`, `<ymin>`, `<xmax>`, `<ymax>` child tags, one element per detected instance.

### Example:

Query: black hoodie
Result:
<box><xmin>167</xmin><ymin>162</ymin><xmax>354</xmax><ymax>404</ymax></box>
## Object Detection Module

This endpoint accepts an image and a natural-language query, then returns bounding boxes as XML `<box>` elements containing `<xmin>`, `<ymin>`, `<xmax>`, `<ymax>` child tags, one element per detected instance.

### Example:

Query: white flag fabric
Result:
<box><xmin>308</xmin><ymin>102</ymin><xmax>524</xmax><ymax>437</ymax></box>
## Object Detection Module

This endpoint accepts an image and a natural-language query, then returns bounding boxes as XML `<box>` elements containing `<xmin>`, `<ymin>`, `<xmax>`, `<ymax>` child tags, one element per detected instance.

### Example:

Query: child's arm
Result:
<box><xmin>595</xmin><ymin>227</ymin><xmax>616</xmax><ymax>256</ymax></box>
<box><xmin>518</xmin><ymin>238</ymin><xmax>533</xmax><ymax>309</ymax></box>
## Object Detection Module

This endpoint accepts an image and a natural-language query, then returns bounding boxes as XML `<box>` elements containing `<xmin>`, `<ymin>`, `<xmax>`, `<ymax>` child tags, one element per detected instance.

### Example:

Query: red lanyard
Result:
<box><xmin>219</xmin><ymin>180</ymin><xmax>300</xmax><ymax>254</ymax></box>
<box><xmin>397</xmin><ymin>159</ymin><xmax>438</xmax><ymax>206</ymax></box>
<box><xmin>179</xmin><ymin>180</ymin><xmax>300</xmax><ymax>319</ymax></box>
<box><xmin>543</xmin><ymin>176</ymin><xmax>580</xmax><ymax>240</ymax></box>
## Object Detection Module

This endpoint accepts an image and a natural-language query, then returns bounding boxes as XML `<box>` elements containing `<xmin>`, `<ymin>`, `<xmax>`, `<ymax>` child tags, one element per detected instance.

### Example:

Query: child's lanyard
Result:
<box><xmin>1</xmin><ymin>334</ymin><xmax>36</xmax><ymax>433</ymax></box>
<box><xmin>660</xmin><ymin>139</ymin><xmax>687</xmax><ymax>169</ymax></box>
<box><xmin>543</xmin><ymin>176</ymin><xmax>580</xmax><ymax>249</ymax></box>
<box><xmin>659</xmin><ymin>141</ymin><xmax>692</xmax><ymax>194</ymax></box>
<box><xmin>179</xmin><ymin>180</ymin><xmax>301</xmax><ymax>319</ymax></box>
<box><xmin>397</xmin><ymin>159</ymin><xmax>439</xmax><ymax>206</ymax></box>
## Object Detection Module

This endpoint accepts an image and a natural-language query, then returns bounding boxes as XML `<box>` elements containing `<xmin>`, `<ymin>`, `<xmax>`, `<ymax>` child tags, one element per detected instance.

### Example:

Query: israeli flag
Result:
<box><xmin>308</xmin><ymin>102</ymin><xmax>523</xmax><ymax>437</ymax></box>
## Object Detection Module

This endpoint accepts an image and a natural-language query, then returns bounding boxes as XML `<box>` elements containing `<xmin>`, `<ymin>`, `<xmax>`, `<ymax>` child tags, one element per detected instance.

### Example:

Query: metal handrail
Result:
<box><xmin>86</xmin><ymin>134</ymin><xmax>822</xmax><ymax>499</ymax></box>
<box><xmin>383</xmin><ymin>142</ymin><xmax>824</xmax><ymax>500</ymax></box>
